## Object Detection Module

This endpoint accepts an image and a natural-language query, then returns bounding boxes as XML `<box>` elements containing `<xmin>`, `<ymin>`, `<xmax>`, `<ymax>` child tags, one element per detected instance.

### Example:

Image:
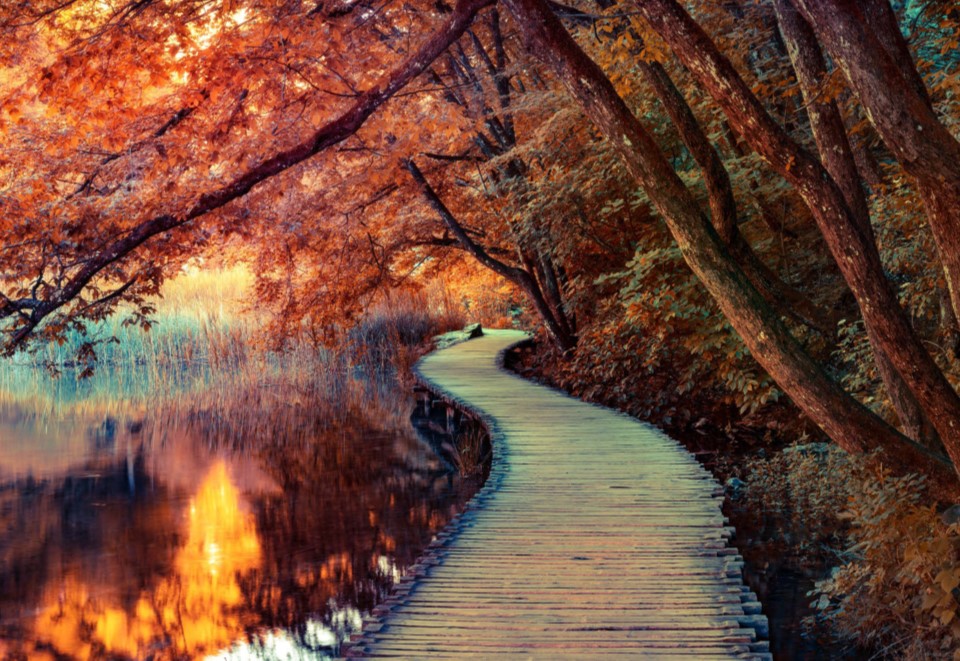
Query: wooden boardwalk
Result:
<box><xmin>343</xmin><ymin>329</ymin><xmax>770</xmax><ymax>659</ymax></box>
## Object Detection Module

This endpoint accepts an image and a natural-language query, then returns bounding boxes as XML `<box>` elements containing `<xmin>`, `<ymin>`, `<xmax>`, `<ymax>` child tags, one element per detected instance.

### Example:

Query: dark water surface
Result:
<box><xmin>726</xmin><ymin>508</ymin><xmax>864</xmax><ymax>661</ymax></box>
<box><xmin>0</xmin><ymin>368</ymin><xmax>479</xmax><ymax>660</ymax></box>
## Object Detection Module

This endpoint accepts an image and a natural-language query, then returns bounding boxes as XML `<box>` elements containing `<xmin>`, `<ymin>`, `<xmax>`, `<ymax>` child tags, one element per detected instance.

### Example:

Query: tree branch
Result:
<box><xmin>1</xmin><ymin>0</ymin><xmax>494</xmax><ymax>354</ymax></box>
<box><xmin>404</xmin><ymin>158</ymin><xmax>524</xmax><ymax>282</ymax></box>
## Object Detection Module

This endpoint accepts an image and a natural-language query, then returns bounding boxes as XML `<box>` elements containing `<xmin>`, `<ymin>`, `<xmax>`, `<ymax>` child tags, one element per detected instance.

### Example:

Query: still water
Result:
<box><xmin>0</xmin><ymin>365</ymin><xmax>480</xmax><ymax>659</ymax></box>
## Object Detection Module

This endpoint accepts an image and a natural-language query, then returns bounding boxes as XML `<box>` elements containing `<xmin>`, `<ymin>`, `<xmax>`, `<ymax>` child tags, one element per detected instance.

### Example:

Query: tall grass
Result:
<box><xmin>445</xmin><ymin>422</ymin><xmax>490</xmax><ymax>477</ymax></box>
<box><xmin>346</xmin><ymin>286</ymin><xmax>466</xmax><ymax>374</ymax></box>
<box><xmin>21</xmin><ymin>266</ymin><xmax>256</xmax><ymax>372</ymax></box>
<box><xmin>0</xmin><ymin>269</ymin><xmax>468</xmax><ymax>429</ymax></box>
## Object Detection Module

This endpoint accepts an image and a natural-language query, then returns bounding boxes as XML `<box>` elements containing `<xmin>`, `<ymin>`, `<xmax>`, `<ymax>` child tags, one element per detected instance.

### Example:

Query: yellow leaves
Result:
<box><xmin>209</xmin><ymin>84</ymin><xmax>226</xmax><ymax>103</ymax></box>
<box><xmin>100</xmin><ymin>130</ymin><xmax>127</xmax><ymax>153</ymax></box>
<box><xmin>935</xmin><ymin>567</ymin><xmax>960</xmax><ymax>593</ymax></box>
<box><xmin>638</xmin><ymin>34</ymin><xmax>670</xmax><ymax>65</ymax></box>
<box><xmin>62</xmin><ymin>132</ymin><xmax>81</xmax><ymax>152</ymax></box>
<box><xmin>276</xmin><ymin>23</ymin><xmax>296</xmax><ymax>43</ymax></box>
<box><xmin>42</xmin><ymin>102</ymin><xmax>60</xmax><ymax>119</ymax></box>
<box><xmin>309</xmin><ymin>104</ymin><xmax>328</xmax><ymax>126</ymax></box>
<box><xmin>618</xmin><ymin>14</ymin><xmax>669</xmax><ymax>65</ymax></box>
<box><xmin>818</xmin><ymin>68</ymin><xmax>847</xmax><ymax>104</ymax></box>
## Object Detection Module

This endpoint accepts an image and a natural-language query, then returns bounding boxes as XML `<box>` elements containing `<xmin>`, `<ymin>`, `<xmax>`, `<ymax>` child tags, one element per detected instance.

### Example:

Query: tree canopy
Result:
<box><xmin>3</xmin><ymin>0</ymin><xmax>960</xmax><ymax>490</ymax></box>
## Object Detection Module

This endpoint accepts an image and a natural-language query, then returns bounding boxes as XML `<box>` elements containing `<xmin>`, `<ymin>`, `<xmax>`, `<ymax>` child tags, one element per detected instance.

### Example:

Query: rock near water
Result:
<box><xmin>433</xmin><ymin>323</ymin><xmax>484</xmax><ymax>350</ymax></box>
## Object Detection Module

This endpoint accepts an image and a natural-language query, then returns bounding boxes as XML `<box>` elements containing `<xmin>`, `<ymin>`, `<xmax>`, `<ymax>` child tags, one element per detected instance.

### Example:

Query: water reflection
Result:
<box><xmin>0</xmin><ymin>367</ymin><xmax>480</xmax><ymax>659</ymax></box>
<box><xmin>27</xmin><ymin>462</ymin><xmax>259</xmax><ymax>658</ymax></box>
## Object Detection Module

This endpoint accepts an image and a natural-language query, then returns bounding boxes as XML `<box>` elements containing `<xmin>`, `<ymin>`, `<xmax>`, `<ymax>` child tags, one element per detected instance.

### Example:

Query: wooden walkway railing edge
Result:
<box><xmin>340</xmin><ymin>332</ymin><xmax>528</xmax><ymax>657</ymax></box>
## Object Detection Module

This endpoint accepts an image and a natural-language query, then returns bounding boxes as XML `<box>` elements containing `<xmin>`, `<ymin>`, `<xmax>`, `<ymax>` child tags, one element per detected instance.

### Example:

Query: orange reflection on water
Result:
<box><xmin>30</xmin><ymin>461</ymin><xmax>261</xmax><ymax>659</ymax></box>
<box><xmin>169</xmin><ymin>460</ymin><xmax>261</xmax><ymax>655</ymax></box>
<box><xmin>27</xmin><ymin>578</ymin><xmax>162</xmax><ymax>660</ymax></box>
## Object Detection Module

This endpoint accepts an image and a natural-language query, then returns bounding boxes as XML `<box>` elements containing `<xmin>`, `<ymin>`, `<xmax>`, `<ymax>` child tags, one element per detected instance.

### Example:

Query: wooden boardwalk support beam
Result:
<box><xmin>342</xmin><ymin>329</ymin><xmax>771</xmax><ymax>659</ymax></box>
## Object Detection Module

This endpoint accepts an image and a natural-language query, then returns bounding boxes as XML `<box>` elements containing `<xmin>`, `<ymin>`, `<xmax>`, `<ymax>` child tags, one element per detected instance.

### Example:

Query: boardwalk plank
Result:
<box><xmin>342</xmin><ymin>330</ymin><xmax>769</xmax><ymax>659</ymax></box>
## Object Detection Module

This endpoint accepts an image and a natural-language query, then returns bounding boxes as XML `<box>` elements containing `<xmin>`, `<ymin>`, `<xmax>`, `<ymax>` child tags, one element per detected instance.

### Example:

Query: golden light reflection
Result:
<box><xmin>170</xmin><ymin>461</ymin><xmax>261</xmax><ymax>655</ymax></box>
<box><xmin>31</xmin><ymin>461</ymin><xmax>261</xmax><ymax>659</ymax></box>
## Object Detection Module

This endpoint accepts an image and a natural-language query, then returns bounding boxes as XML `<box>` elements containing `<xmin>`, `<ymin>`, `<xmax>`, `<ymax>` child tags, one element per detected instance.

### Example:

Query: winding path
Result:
<box><xmin>344</xmin><ymin>329</ymin><xmax>770</xmax><ymax>659</ymax></box>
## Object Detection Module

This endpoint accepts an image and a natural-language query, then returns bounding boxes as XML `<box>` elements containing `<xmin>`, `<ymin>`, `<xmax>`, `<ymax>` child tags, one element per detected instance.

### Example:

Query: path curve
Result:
<box><xmin>344</xmin><ymin>329</ymin><xmax>770</xmax><ymax>659</ymax></box>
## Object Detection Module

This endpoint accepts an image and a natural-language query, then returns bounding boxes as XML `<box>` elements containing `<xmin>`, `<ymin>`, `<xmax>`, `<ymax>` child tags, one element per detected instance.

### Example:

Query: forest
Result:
<box><xmin>1</xmin><ymin>0</ymin><xmax>960</xmax><ymax>658</ymax></box>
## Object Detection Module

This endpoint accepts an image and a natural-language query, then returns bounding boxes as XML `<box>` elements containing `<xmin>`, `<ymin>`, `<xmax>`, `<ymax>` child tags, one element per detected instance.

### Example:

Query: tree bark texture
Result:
<box><xmin>500</xmin><ymin>0</ymin><xmax>956</xmax><ymax>488</ymax></box>
<box><xmin>792</xmin><ymin>0</ymin><xmax>960</xmax><ymax>323</ymax></box>
<box><xmin>632</xmin><ymin>0</ymin><xmax>960</xmax><ymax>469</ymax></box>
<box><xmin>773</xmin><ymin>0</ymin><xmax>941</xmax><ymax>450</ymax></box>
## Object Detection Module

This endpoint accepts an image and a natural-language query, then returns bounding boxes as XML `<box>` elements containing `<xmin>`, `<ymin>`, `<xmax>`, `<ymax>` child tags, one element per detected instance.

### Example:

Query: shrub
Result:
<box><xmin>809</xmin><ymin>469</ymin><xmax>960</xmax><ymax>660</ymax></box>
<box><xmin>741</xmin><ymin>442</ymin><xmax>862</xmax><ymax>554</ymax></box>
<box><xmin>347</xmin><ymin>289</ymin><xmax>466</xmax><ymax>371</ymax></box>
<box><xmin>742</xmin><ymin>444</ymin><xmax>960</xmax><ymax>659</ymax></box>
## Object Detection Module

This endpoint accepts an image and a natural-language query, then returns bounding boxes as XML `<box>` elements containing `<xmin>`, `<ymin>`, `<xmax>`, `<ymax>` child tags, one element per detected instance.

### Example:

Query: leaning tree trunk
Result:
<box><xmin>585</xmin><ymin>6</ymin><xmax>835</xmax><ymax>336</ymax></box>
<box><xmin>499</xmin><ymin>0</ymin><xmax>956</xmax><ymax>490</ymax></box>
<box><xmin>639</xmin><ymin>59</ymin><xmax>836</xmax><ymax>338</ymax></box>
<box><xmin>530</xmin><ymin>252</ymin><xmax>577</xmax><ymax>341</ymax></box>
<box><xmin>859</xmin><ymin>0</ymin><xmax>932</xmax><ymax>104</ymax></box>
<box><xmin>773</xmin><ymin>0</ymin><xmax>942</xmax><ymax>451</ymax></box>
<box><xmin>404</xmin><ymin>159</ymin><xmax>577</xmax><ymax>351</ymax></box>
<box><xmin>631</xmin><ymin>0</ymin><xmax>960</xmax><ymax>472</ymax></box>
<box><xmin>792</xmin><ymin>0</ymin><xmax>960</xmax><ymax>324</ymax></box>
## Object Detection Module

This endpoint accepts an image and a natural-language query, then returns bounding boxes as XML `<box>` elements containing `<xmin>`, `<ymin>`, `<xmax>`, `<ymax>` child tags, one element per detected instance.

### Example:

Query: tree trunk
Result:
<box><xmin>534</xmin><ymin>253</ymin><xmax>577</xmax><ymax>340</ymax></box>
<box><xmin>858</xmin><ymin>0</ymin><xmax>933</xmax><ymax>104</ymax></box>
<box><xmin>404</xmin><ymin>159</ymin><xmax>577</xmax><ymax>351</ymax></box>
<box><xmin>849</xmin><ymin>129</ymin><xmax>885</xmax><ymax>191</ymax></box>
<box><xmin>632</xmin><ymin>0</ymin><xmax>960</xmax><ymax>471</ymax></box>
<box><xmin>792</xmin><ymin>0</ymin><xmax>960</xmax><ymax>323</ymax></box>
<box><xmin>640</xmin><ymin>59</ymin><xmax>836</xmax><ymax>337</ymax></box>
<box><xmin>941</xmin><ymin>286</ymin><xmax>960</xmax><ymax>358</ymax></box>
<box><xmin>500</xmin><ymin>0</ymin><xmax>956</xmax><ymax>488</ymax></box>
<box><xmin>640</xmin><ymin>62</ymin><xmax>736</xmax><ymax>242</ymax></box>
<box><xmin>773</xmin><ymin>0</ymin><xmax>942</xmax><ymax>451</ymax></box>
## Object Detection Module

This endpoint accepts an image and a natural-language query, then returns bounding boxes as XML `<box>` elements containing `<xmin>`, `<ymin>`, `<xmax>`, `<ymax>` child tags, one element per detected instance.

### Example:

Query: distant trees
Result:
<box><xmin>1</xmin><ymin>0</ymin><xmax>959</xmax><ymax>487</ymax></box>
<box><xmin>401</xmin><ymin>10</ymin><xmax>578</xmax><ymax>350</ymax></box>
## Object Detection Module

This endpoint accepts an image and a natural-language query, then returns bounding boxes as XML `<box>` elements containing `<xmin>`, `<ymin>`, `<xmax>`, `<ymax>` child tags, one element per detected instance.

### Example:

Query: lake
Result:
<box><xmin>0</xmin><ymin>362</ymin><xmax>482</xmax><ymax>659</ymax></box>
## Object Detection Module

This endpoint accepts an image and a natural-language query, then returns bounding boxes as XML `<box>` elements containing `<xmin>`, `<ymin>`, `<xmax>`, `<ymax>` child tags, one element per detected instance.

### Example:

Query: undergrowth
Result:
<box><xmin>741</xmin><ymin>444</ymin><xmax>960</xmax><ymax>659</ymax></box>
